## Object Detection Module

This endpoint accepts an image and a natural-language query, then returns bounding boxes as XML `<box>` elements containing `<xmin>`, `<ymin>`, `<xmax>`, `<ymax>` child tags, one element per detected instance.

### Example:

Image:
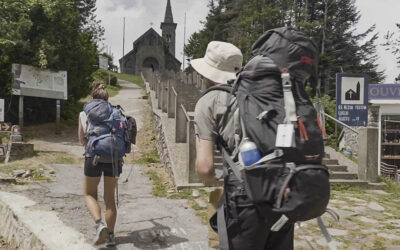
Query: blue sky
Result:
<box><xmin>96</xmin><ymin>0</ymin><xmax>400</xmax><ymax>82</ymax></box>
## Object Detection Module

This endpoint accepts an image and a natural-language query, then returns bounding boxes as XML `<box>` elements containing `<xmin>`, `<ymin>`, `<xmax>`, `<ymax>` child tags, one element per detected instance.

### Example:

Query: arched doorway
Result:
<box><xmin>143</xmin><ymin>57</ymin><xmax>159</xmax><ymax>72</ymax></box>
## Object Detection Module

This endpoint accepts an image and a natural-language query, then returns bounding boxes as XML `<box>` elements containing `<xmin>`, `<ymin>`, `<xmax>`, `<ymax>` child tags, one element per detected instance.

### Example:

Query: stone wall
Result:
<box><xmin>152</xmin><ymin>112</ymin><xmax>174</xmax><ymax>179</ymax></box>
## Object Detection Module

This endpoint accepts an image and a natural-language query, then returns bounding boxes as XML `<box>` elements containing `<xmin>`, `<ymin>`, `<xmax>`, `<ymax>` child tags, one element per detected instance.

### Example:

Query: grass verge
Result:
<box><xmin>381</xmin><ymin>176</ymin><xmax>400</xmax><ymax>199</ymax></box>
<box><xmin>113</xmin><ymin>72</ymin><xmax>145</xmax><ymax>89</ymax></box>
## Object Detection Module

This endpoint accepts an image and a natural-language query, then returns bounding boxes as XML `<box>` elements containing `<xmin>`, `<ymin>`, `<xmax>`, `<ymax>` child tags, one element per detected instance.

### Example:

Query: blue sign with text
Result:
<box><xmin>336</xmin><ymin>74</ymin><xmax>369</xmax><ymax>127</ymax></box>
<box><xmin>368</xmin><ymin>84</ymin><xmax>400</xmax><ymax>99</ymax></box>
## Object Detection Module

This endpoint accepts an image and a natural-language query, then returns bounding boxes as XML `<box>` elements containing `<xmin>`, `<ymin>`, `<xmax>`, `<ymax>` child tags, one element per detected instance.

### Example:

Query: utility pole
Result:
<box><xmin>123</xmin><ymin>17</ymin><xmax>126</xmax><ymax>57</ymax></box>
<box><xmin>182</xmin><ymin>12</ymin><xmax>186</xmax><ymax>71</ymax></box>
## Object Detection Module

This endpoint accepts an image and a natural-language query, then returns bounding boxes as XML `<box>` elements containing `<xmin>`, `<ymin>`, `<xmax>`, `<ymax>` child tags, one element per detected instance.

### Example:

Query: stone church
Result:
<box><xmin>119</xmin><ymin>0</ymin><xmax>181</xmax><ymax>74</ymax></box>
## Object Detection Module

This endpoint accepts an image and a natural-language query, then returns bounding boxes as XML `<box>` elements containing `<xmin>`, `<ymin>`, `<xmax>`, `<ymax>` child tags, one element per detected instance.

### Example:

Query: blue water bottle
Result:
<box><xmin>239</xmin><ymin>137</ymin><xmax>262</xmax><ymax>168</ymax></box>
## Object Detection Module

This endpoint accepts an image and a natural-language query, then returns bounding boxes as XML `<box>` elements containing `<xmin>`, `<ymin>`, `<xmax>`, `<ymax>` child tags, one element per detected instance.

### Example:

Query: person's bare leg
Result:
<box><xmin>84</xmin><ymin>176</ymin><xmax>102</xmax><ymax>222</ymax></box>
<box><xmin>104</xmin><ymin>176</ymin><xmax>117</xmax><ymax>232</ymax></box>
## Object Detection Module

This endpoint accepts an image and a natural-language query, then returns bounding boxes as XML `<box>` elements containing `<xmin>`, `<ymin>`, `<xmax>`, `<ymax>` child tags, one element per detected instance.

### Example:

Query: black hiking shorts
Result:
<box><xmin>84</xmin><ymin>157</ymin><xmax>122</xmax><ymax>178</ymax></box>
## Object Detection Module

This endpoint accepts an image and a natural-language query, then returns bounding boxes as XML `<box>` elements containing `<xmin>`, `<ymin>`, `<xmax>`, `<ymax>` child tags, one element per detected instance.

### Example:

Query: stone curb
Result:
<box><xmin>0</xmin><ymin>191</ymin><xmax>94</xmax><ymax>250</ymax></box>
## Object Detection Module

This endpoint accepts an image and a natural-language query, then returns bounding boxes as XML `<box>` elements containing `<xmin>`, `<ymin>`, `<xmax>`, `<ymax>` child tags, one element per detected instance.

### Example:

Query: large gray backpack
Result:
<box><xmin>208</xmin><ymin>27</ymin><xmax>336</xmax><ymax>250</ymax></box>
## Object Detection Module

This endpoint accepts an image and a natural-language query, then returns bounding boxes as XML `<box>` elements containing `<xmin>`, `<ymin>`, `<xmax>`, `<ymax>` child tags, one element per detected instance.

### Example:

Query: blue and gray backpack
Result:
<box><xmin>83</xmin><ymin>99</ymin><xmax>135</xmax><ymax>167</ymax></box>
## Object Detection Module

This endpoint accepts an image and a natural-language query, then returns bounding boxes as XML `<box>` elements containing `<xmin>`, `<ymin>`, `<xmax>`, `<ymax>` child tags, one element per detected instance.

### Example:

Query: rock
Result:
<box><xmin>36</xmin><ymin>168</ymin><xmax>44</xmax><ymax>176</ymax></box>
<box><xmin>329</xmin><ymin>199</ymin><xmax>346</xmax><ymax>204</ymax></box>
<box><xmin>0</xmin><ymin>175</ymin><xmax>16</xmax><ymax>184</ymax></box>
<box><xmin>12</xmin><ymin>169</ymin><xmax>26</xmax><ymax>177</ymax></box>
<box><xmin>192</xmin><ymin>189</ymin><xmax>200</xmax><ymax>198</ymax></box>
<box><xmin>329</xmin><ymin>229</ymin><xmax>348</xmax><ymax>236</ymax></box>
<box><xmin>367</xmin><ymin>202</ymin><xmax>385</xmax><ymax>211</ymax></box>
<box><xmin>167</xmin><ymin>189</ymin><xmax>175</xmax><ymax>194</ymax></box>
<box><xmin>366</xmin><ymin>190</ymin><xmax>390</xmax><ymax>195</ymax></box>
<box><xmin>22</xmin><ymin>170</ymin><xmax>32</xmax><ymax>178</ymax></box>
<box><xmin>346</xmin><ymin>197</ymin><xmax>367</xmax><ymax>203</ymax></box>
<box><xmin>316</xmin><ymin>237</ymin><xmax>342</xmax><ymax>247</ymax></box>
<box><xmin>195</xmin><ymin>198</ymin><xmax>208</xmax><ymax>209</ymax></box>
<box><xmin>383</xmin><ymin>212</ymin><xmax>394</xmax><ymax>217</ymax></box>
<box><xmin>49</xmin><ymin>170</ymin><xmax>56</xmax><ymax>174</ymax></box>
<box><xmin>377</xmin><ymin>233</ymin><xmax>400</xmax><ymax>240</ymax></box>
<box><xmin>359</xmin><ymin>216</ymin><xmax>378</xmax><ymax>224</ymax></box>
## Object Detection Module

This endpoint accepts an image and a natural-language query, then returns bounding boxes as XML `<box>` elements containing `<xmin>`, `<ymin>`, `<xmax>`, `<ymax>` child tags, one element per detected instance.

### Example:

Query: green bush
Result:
<box><xmin>311</xmin><ymin>94</ymin><xmax>342</xmax><ymax>146</ymax></box>
<box><xmin>93</xmin><ymin>69</ymin><xmax>118</xmax><ymax>86</ymax></box>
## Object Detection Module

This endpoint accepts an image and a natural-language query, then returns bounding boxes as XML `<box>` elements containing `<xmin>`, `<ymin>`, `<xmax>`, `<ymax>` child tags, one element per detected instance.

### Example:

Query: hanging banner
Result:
<box><xmin>336</xmin><ymin>74</ymin><xmax>369</xmax><ymax>127</ymax></box>
<box><xmin>12</xmin><ymin>64</ymin><xmax>68</xmax><ymax>100</ymax></box>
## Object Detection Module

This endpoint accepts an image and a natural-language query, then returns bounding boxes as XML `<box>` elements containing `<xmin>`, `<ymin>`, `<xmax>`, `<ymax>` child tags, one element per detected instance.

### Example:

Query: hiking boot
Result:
<box><xmin>93</xmin><ymin>221</ymin><xmax>108</xmax><ymax>245</ymax></box>
<box><xmin>106</xmin><ymin>231</ymin><xmax>116</xmax><ymax>247</ymax></box>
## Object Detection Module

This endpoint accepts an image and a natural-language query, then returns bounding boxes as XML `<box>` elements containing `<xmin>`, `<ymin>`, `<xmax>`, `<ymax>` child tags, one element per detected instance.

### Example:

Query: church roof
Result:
<box><xmin>133</xmin><ymin>28</ymin><xmax>160</xmax><ymax>47</ymax></box>
<box><xmin>164</xmin><ymin>0</ymin><xmax>174</xmax><ymax>23</ymax></box>
<box><xmin>119</xmin><ymin>27</ymin><xmax>181</xmax><ymax>65</ymax></box>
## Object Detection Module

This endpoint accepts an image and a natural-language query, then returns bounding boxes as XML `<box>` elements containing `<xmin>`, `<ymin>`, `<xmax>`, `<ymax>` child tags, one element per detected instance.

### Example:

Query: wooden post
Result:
<box><xmin>18</xmin><ymin>96</ymin><xmax>24</xmax><ymax>132</ymax></box>
<box><xmin>56</xmin><ymin>100</ymin><xmax>61</xmax><ymax>135</ymax></box>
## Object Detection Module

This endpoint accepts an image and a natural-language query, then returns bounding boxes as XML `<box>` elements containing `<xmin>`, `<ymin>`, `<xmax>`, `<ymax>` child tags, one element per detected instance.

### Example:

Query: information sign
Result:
<box><xmin>12</xmin><ymin>64</ymin><xmax>68</xmax><ymax>100</ymax></box>
<box><xmin>336</xmin><ymin>74</ymin><xmax>369</xmax><ymax>127</ymax></box>
<box><xmin>99</xmin><ymin>56</ymin><xmax>109</xmax><ymax>70</ymax></box>
<box><xmin>0</xmin><ymin>123</ymin><xmax>11</xmax><ymax>132</ymax></box>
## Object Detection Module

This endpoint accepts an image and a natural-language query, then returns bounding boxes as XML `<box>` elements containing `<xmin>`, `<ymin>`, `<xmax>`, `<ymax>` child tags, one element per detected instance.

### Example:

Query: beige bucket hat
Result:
<box><xmin>190</xmin><ymin>41</ymin><xmax>243</xmax><ymax>84</ymax></box>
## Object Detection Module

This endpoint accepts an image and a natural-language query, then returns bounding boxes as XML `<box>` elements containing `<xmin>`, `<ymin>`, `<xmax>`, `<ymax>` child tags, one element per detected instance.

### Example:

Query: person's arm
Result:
<box><xmin>195</xmin><ymin>137</ymin><xmax>215</xmax><ymax>182</ymax></box>
<box><xmin>78</xmin><ymin>117</ymin><xmax>85</xmax><ymax>145</ymax></box>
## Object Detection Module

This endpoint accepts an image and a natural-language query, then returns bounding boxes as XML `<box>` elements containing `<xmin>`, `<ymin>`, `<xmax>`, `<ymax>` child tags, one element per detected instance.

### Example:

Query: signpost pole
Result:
<box><xmin>56</xmin><ymin>100</ymin><xmax>61</xmax><ymax>135</ymax></box>
<box><xmin>19</xmin><ymin>96</ymin><xmax>24</xmax><ymax>132</ymax></box>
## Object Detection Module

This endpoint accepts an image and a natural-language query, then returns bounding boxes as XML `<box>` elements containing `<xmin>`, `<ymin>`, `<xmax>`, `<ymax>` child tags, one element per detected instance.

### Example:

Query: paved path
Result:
<box><xmin>2</xmin><ymin>80</ymin><xmax>210</xmax><ymax>249</ymax></box>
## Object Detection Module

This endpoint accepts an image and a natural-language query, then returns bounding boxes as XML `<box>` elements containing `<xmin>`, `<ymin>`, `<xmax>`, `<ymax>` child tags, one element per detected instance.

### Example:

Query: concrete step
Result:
<box><xmin>329</xmin><ymin>172</ymin><xmax>358</xmax><ymax>180</ymax></box>
<box><xmin>323</xmin><ymin>159</ymin><xmax>339</xmax><ymax>165</ymax></box>
<box><xmin>326</xmin><ymin>165</ymin><xmax>348</xmax><ymax>172</ymax></box>
<box><xmin>324</xmin><ymin>153</ymin><xmax>331</xmax><ymax>159</ymax></box>
<box><xmin>330</xmin><ymin>179</ymin><xmax>369</xmax><ymax>189</ymax></box>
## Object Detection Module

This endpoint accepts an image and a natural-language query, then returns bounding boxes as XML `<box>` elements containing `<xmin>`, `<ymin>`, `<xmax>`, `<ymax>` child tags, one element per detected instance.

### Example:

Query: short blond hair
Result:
<box><xmin>91</xmin><ymin>82</ymin><xmax>109</xmax><ymax>101</ymax></box>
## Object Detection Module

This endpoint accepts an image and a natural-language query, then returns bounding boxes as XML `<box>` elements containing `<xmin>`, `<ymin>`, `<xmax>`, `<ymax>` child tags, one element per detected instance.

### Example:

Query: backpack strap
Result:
<box><xmin>281</xmin><ymin>69</ymin><xmax>298</xmax><ymax>124</ymax></box>
<box><xmin>201</xmin><ymin>83</ymin><xmax>233</xmax><ymax>97</ymax></box>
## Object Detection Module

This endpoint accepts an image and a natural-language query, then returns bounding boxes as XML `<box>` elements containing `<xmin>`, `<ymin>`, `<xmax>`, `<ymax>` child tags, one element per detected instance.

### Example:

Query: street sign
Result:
<box><xmin>99</xmin><ymin>55</ymin><xmax>108</xmax><ymax>70</ymax></box>
<box><xmin>336</xmin><ymin>74</ymin><xmax>369</xmax><ymax>127</ymax></box>
<box><xmin>0</xmin><ymin>99</ymin><xmax>4</xmax><ymax>122</ymax></box>
<box><xmin>0</xmin><ymin>145</ymin><xmax>6</xmax><ymax>157</ymax></box>
<box><xmin>0</xmin><ymin>123</ymin><xmax>11</xmax><ymax>132</ymax></box>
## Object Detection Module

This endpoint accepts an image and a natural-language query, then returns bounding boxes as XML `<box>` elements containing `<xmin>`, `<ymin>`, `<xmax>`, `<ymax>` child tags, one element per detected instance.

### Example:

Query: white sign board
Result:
<box><xmin>12</xmin><ymin>64</ymin><xmax>68</xmax><ymax>100</ymax></box>
<box><xmin>0</xmin><ymin>99</ymin><xmax>4</xmax><ymax>122</ymax></box>
<box><xmin>99</xmin><ymin>56</ymin><xmax>109</xmax><ymax>70</ymax></box>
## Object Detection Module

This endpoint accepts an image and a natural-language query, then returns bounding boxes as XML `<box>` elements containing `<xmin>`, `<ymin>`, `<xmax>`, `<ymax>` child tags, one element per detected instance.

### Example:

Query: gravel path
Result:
<box><xmin>3</xmin><ymin>80</ymin><xmax>210</xmax><ymax>250</ymax></box>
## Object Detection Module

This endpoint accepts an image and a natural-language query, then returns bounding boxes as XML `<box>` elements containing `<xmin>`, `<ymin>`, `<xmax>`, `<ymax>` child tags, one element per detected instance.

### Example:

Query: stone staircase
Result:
<box><xmin>324</xmin><ymin>153</ymin><xmax>385</xmax><ymax>189</ymax></box>
<box><xmin>213</xmin><ymin>152</ymin><xmax>385</xmax><ymax>190</ymax></box>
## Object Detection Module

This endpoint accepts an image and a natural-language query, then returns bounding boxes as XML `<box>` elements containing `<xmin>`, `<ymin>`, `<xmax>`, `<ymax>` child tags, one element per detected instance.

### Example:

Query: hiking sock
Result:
<box><xmin>95</xmin><ymin>219</ymin><xmax>103</xmax><ymax>227</ymax></box>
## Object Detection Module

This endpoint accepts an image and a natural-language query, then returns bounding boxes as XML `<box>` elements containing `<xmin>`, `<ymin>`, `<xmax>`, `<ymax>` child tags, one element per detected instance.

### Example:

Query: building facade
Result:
<box><xmin>119</xmin><ymin>0</ymin><xmax>181</xmax><ymax>74</ymax></box>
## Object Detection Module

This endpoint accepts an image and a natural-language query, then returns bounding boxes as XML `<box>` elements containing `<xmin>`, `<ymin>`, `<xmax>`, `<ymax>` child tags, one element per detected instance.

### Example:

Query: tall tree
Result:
<box><xmin>185</xmin><ymin>0</ymin><xmax>384</xmax><ymax>95</ymax></box>
<box><xmin>0</xmin><ymin>0</ymin><xmax>103</xmax><ymax>123</ymax></box>
<box><xmin>383</xmin><ymin>23</ymin><xmax>400</xmax><ymax>82</ymax></box>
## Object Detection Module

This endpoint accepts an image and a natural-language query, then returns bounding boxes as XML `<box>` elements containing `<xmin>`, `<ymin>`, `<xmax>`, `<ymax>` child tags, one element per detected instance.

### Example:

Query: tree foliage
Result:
<box><xmin>185</xmin><ymin>0</ymin><xmax>385</xmax><ymax>95</ymax></box>
<box><xmin>0</xmin><ymin>0</ymin><xmax>104</xmax><ymax>123</ymax></box>
<box><xmin>383</xmin><ymin>23</ymin><xmax>400</xmax><ymax>82</ymax></box>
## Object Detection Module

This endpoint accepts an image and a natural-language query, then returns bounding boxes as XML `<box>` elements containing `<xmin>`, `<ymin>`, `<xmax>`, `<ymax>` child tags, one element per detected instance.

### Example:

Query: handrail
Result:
<box><xmin>322</xmin><ymin>111</ymin><xmax>359</xmax><ymax>134</ymax></box>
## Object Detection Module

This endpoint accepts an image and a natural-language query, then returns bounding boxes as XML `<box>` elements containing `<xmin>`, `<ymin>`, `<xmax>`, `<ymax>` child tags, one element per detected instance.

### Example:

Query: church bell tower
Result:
<box><xmin>160</xmin><ymin>0</ymin><xmax>177</xmax><ymax>56</ymax></box>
